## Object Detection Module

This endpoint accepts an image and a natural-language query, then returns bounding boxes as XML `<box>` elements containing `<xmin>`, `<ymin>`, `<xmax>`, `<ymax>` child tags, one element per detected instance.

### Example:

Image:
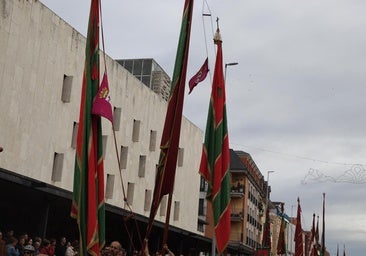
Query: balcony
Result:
<box><xmin>231</xmin><ymin>183</ymin><xmax>245</xmax><ymax>198</ymax></box>
<box><xmin>231</xmin><ymin>208</ymin><xmax>244</xmax><ymax>222</ymax></box>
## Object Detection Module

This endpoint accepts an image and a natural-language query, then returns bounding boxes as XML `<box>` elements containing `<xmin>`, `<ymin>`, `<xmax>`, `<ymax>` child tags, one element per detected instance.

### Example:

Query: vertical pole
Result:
<box><xmin>161</xmin><ymin>192</ymin><xmax>173</xmax><ymax>256</ymax></box>
<box><xmin>211</xmin><ymin>234</ymin><xmax>216</xmax><ymax>256</ymax></box>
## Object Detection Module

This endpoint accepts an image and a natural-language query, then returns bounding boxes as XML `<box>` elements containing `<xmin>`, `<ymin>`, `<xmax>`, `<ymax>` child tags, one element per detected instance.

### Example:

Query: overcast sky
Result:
<box><xmin>41</xmin><ymin>1</ymin><xmax>366</xmax><ymax>255</ymax></box>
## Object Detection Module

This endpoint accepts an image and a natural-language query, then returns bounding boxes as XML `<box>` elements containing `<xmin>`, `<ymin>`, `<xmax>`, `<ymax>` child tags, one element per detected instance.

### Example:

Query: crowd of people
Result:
<box><xmin>0</xmin><ymin>230</ymin><xmax>175</xmax><ymax>256</ymax></box>
<box><xmin>0</xmin><ymin>230</ymin><xmax>78</xmax><ymax>256</ymax></box>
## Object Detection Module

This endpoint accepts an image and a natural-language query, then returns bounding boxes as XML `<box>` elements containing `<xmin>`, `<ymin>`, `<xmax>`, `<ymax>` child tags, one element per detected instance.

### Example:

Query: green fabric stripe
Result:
<box><xmin>170</xmin><ymin>2</ymin><xmax>190</xmax><ymax>96</ymax></box>
<box><xmin>213</xmin><ymin>172</ymin><xmax>231</xmax><ymax>223</ymax></box>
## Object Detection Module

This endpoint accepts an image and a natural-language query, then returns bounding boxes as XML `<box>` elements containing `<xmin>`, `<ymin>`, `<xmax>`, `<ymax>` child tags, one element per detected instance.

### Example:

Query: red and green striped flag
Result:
<box><xmin>294</xmin><ymin>198</ymin><xmax>303</xmax><ymax>256</ymax></box>
<box><xmin>146</xmin><ymin>0</ymin><xmax>194</xmax><ymax>237</ymax></box>
<box><xmin>277</xmin><ymin>203</ymin><xmax>287</xmax><ymax>255</ymax></box>
<box><xmin>70</xmin><ymin>1</ymin><xmax>105</xmax><ymax>256</ymax></box>
<box><xmin>199</xmin><ymin>28</ymin><xmax>231</xmax><ymax>254</ymax></box>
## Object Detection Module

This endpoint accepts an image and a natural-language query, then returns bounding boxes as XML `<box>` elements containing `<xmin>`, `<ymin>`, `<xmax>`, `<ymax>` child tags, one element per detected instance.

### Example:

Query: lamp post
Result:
<box><xmin>224</xmin><ymin>62</ymin><xmax>238</xmax><ymax>83</ymax></box>
<box><xmin>266</xmin><ymin>171</ymin><xmax>275</xmax><ymax>212</ymax></box>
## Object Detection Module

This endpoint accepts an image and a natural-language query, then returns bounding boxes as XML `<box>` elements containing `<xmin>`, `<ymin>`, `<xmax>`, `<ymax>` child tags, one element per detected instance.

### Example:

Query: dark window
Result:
<box><xmin>198</xmin><ymin>199</ymin><xmax>204</xmax><ymax>215</ymax></box>
<box><xmin>142</xmin><ymin>59</ymin><xmax>152</xmax><ymax>75</ymax></box>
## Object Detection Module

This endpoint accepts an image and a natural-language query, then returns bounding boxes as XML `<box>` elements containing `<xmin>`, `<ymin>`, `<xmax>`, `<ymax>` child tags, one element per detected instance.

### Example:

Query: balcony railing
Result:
<box><xmin>231</xmin><ymin>209</ymin><xmax>244</xmax><ymax>222</ymax></box>
<box><xmin>231</xmin><ymin>183</ymin><xmax>245</xmax><ymax>198</ymax></box>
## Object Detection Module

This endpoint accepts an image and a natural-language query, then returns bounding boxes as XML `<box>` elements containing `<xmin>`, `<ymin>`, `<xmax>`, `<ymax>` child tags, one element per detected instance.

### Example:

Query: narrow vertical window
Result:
<box><xmin>173</xmin><ymin>201</ymin><xmax>180</xmax><ymax>221</ymax></box>
<box><xmin>144</xmin><ymin>189</ymin><xmax>152</xmax><ymax>211</ymax></box>
<box><xmin>113</xmin><ymin>107</ymin><xmax>121</xmax><ymax>131</ymax></box>
<box><xmin>198</xmin><ymin>198</ymin><xmax>205</xmax><ymax>216</ymax></box>
<box><xmin>177</xmin><ymin>147</ymin><xmax>184</xmax><ymax>167</ymax></box>
<box><xmin>160</xmin><ymin>195</ymin><xmax>167</xmax><ymax>216</ymax></box>
<box><xmin>61</xmin><ymin>75</ymin><xmax>73</xmax><ymax>103</ymax></box>
<box><xmin>120</xmin><ymin>146</ymin><xmax>128</xmax><ymax>169</ymax></box>
<box><xmin>127</xmin><ymin>182</ymin><xmax>135</xmax><ymax>205</ymax></box>
<box><xmin>51</xmin><ymin>152</ymin><xmax>64</xmax><ymax>182</ymax></box>
<box><xmin>71</xmin><ymin>122</ymin><xmax>78</xmax><ymax>149</ymax></box>
<box><xmin>102</xmin><ymin>135</ymin><xmax>107</xmax><ymax>159</ymax></box>
<box><xmin>132</xmin><ymin>119</ymin><xmax>141</xmax><ymax>142</ymax></box>
<box><xmin>149</xmin><ymin>130</ymin><xmax>157</xmax><ymax>151</ymax></box>
<box><xmin>200</xmin><ymin>176</ymin><xmax>207</xmax><ymax>192</ymax></box>
<box><xmin>138</xmin><ymin>155</ymin><xmax>146</xmax><ymax>177</ymax></box>
<box><xmin>105</xmin><ymin>174</ymin><xmax>115</xmax><ymax>199</ymax></box>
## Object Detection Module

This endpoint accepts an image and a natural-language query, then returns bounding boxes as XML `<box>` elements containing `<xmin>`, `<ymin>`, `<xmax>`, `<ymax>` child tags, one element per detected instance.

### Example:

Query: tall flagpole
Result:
<box><xmin>202</xmin><ymin>17</ymin><xmax>231</xmax><ymax>255</ymax></box>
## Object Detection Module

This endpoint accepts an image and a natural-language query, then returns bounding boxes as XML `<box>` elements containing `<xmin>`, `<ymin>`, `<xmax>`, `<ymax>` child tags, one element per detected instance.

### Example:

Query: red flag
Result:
<box><xmin>145</xmin><ymin>0</ymin><xmax>194</xmax><ymax>239</ymax></box>
<box><xmin>92</xmin><ymin>72</ymin><xmax>113</xmax><ymax>123</ymax></box>
<box><xmin>277</xmin><ymin>203</ymin><xmax>286</xmax><ymax>255</ymax></box>
<box><xmin>294</xmin><ymin>198</ymin><xmax>303</xmax><ymax>256</ymax></box>
<box><xmin>199</xmin><ymin>28</ymin><xmax>231</xmax><ymax>253</ymax></box>
<box><xmin>188</xmin><ymin>58</ymin><xmax>209</xmax><ymax>94</ymax></box>
<box><xmin>70</xmin><ymin>1</ymin><xmax>105</xmax><ymax>256</ymax></box>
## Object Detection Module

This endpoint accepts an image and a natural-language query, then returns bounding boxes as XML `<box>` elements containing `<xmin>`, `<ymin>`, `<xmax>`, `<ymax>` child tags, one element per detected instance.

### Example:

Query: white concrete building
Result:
<box><xmin>0</xmin><ymin>0</ymin><xmax>206</xmax><ymax>251</ymax></box>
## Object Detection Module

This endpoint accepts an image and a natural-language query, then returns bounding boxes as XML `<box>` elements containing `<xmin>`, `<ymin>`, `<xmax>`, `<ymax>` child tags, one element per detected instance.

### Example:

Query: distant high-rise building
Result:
<box><xmin>117</xmin><ymin>58</ymin><xmax>171</xmax><ymax>101</ymax></box>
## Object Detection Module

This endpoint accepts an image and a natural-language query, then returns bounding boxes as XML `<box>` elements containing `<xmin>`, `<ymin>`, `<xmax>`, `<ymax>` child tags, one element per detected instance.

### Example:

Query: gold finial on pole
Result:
<box><xmin>214</xmin><ymin>17</ymin><xmax>222</xmax><ymax>43</ymax></box>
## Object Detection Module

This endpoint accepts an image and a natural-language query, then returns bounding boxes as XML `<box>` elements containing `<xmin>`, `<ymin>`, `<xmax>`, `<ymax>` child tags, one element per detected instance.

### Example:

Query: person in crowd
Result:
<box><xmin>109</xmin><ymin>241</ymin><xmax>122</xmax><ymax>256</ymax></box>
<box><xmin>48</xmin><ymin>239</ymin><xmax>56</xmax><ymax>256</ymax></box>
<box><xmin>25</xmin><ymin>240</ymin><xmax>32</xmax><ymax>247</ymax></box>
<box><xmin>5</xmin><ymin>237</ymin><xmax>19</xmax><ymax>256</ymax></box>
<box><xmin>20</xmin><ymin>236</ymin><xmax>28</xmax><ymax>247</ymax></box>
<box><xmin>39</xmin><ymin>239</ymin><xmax>51</xmax><ymax>256</ymax></box>
<box><xmin>0</xmin><ymin>232</ymin><xmax>6</xmax><ymax>256</ymax></box>
<box><xmin>5</xmin><ymin>231</ymin><xmax>14</xmax><ymax>245</ymax></box>
<box><xmin>65</xmin><ymin>240</ymin><xmax>78</xmax><ymax>256</ymax></box>
<box><xmin>101</xmin><ymin>245</ymin><xmax>112</xmax><ymax>256</ymax></box>
<box><xmin>32</xmin><ymin>239</ymin><xmax>41</xmax><ymax>246</ymax></box>
<box><xmin>32</xmin><ymin>242</ymin><xmax>40</xmax><ymax>256</ymax></box>
<box><xmin>54</xmin><ymin>238</ymin><xmax>66</xmax><ymax>256</ymax></box>
<box><xmin>23</xmin><ymin>245</ymin><xmax>35</xmax><ymax>256</ymax></box>
<box><xmin>15</xmin><ymin>236</ymin><xmax>25</xmax><ymax>256</ymax></box>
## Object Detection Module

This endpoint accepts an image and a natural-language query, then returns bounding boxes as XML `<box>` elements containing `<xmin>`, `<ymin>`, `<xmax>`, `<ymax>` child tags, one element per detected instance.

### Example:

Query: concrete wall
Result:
<box><xmin>0</xmin><ymin>0</ymin><xmax>203</xmax><ymax>235</ymax></box>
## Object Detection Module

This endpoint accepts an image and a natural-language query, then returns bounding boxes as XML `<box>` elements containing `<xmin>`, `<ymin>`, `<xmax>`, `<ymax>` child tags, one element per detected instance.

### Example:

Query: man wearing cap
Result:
<box><xmin>23</xmin><ymin>245</ymin><xmax>35</xmax><ymax>256</ymax></box>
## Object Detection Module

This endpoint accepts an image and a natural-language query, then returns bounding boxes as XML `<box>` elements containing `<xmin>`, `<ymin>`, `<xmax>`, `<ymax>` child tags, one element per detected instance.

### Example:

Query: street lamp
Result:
<box><xmin>224</xmin><ymin>62</ymin><xmax>238</xmax><ymax>83</ymax></box>
<box><xmin>266</xmin><ymin>171</ymin><xmax>275</xmax><ymax>212</ymax></box>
